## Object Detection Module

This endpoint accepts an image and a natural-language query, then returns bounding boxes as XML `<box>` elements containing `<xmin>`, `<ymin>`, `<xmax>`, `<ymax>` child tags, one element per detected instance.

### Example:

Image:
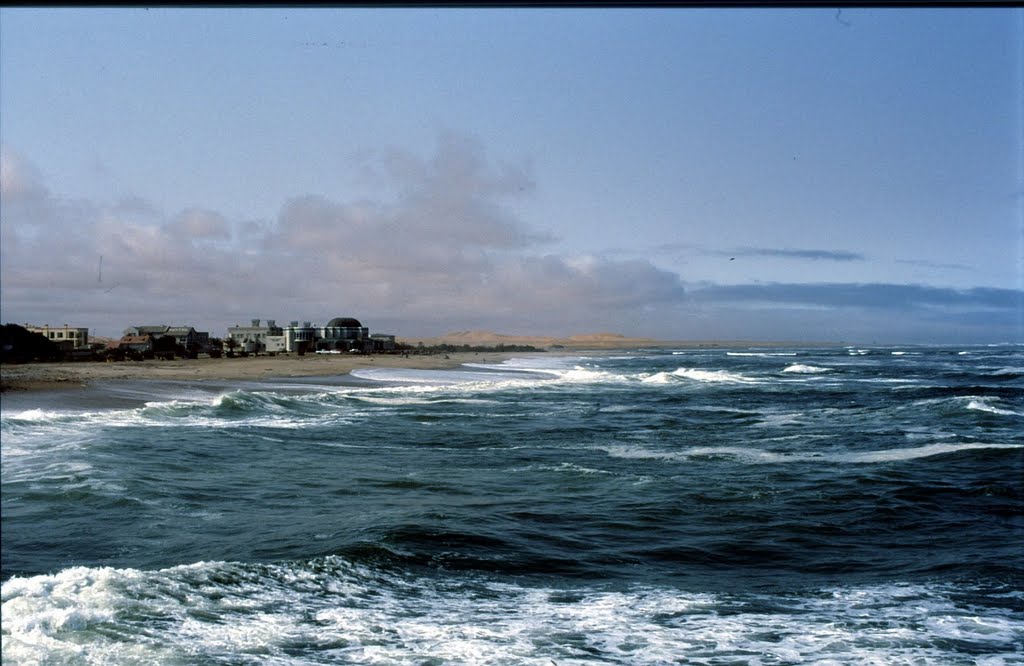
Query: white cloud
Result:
<box><xmin>0</xmin><ymin>145</ymin><xmax>48</xmax><ymax>199</ymax></box>
<box><xmin>0</xmin><ymin>135</ymin><xmax>688</xmax><ymax>338</ymax></box>
<box><xmin>3</xmin><ymin>135</ymin><xmax>1016</xmax><ymax>343</ymax></box>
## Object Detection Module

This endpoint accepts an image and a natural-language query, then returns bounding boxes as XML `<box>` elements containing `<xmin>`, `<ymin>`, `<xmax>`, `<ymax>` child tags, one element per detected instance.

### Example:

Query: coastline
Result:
<box><xmin>0</xmin><ymin>351</ymin><xmax>538</xmax><ymax>394</ymax></box>
<box><xmin>0</xmin><ymin>338</ymin><xmax>835</xmax><ymax>395</ymax></box>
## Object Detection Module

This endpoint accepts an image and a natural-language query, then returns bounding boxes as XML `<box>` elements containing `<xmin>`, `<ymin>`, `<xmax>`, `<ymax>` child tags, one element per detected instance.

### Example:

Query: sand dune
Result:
<box><xmin>397</xmin><ymin>330</ymin><xmax>662</xmax><ymax>349</ymax></box>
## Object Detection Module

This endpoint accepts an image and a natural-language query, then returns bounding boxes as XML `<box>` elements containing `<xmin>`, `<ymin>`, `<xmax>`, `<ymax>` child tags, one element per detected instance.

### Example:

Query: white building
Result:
<box><xmin>227</xmin><ymin>319</ymin><xmax>283</xmax><ymax>353</ymax></box>
<box><xmin>24</xmin><ymin>324</ymin><xmax>89</xmax><ymax>351</ymax></box>
<box><xmin>259</xmin><ymin>317</ymin><xmax>385</xmax><ymax>354</ymax></box>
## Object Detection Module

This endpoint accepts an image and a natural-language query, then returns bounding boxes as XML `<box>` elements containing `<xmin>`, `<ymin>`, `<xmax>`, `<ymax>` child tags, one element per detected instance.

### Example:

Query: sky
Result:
<box><xmin>1</xmin><ymin>7</ymin><xmax>1021</xmax><ymax>344</ymax></box>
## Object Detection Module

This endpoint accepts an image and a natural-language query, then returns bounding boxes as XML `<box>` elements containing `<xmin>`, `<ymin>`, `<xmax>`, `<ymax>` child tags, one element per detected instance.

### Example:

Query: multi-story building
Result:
<box><xmin>256</xmin><ymin>316</ymin><xmax>393</xmax><ymax>354</ymax></box>
<box><xmin>24</xmin><ymin>324</ymin><xmax>90</xmax><ymax>351</ymax></box>
<box><xmin>227</xmin><ymin>319</ymin><xmax>283</xmax><ymax>353</ymax></box>
<box><xmin>316</xmin><ymin>317</ymin><xmax>370</xmax><ymax>351</ymax></box>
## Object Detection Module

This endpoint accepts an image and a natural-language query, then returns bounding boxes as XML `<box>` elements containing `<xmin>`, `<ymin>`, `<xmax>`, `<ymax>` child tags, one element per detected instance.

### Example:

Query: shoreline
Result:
<box><xmin>0</xmin><ymin>351</ymin><xmax>538</xmax><ymax>394</ymax></box>
<box><xmin>0</xmin><ymin>339</ymin><xmax>839</xmax><ymax>395</ymax></box>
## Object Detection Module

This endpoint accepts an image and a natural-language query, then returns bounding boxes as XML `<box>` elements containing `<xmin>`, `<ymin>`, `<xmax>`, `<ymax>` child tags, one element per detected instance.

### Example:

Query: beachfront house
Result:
<box><xmin>22</xmin><ymin>324</ymin><xmax>90</xmax><ymax>351</ymax></box>
<box><xmin>227</xmin><ymin>319</ymin><xmax>283</xmax><ymax>354</ymax></box>
<box><xmin>118</xmin><ymin>335</ymin><xmax>154</xmax><ymax>353</ymax></box>
<box><xmin>123</xmin><ymin>325</ymin><xmax>211</xmax><ymax>352</ymax></box>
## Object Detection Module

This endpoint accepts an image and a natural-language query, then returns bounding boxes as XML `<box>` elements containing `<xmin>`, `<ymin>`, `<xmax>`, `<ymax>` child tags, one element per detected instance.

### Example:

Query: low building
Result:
<box><xmin>124</xmin><ymin>324</ymin><xmax>211</xmax><ymax>352</ymax></box>
<box><xmin>369</xmin><ymin>334</ymin><xmax>396</xmax><ymax>352</ymax></box>
<box><xmin>118</xmin><ymin>335</ymin><xmax>154</xmax><ymax>353</ymax></box>
<box><xmin>24</xmin><ymin>324</ymin><xmax>90</xmax><ymax>351</ymax></box>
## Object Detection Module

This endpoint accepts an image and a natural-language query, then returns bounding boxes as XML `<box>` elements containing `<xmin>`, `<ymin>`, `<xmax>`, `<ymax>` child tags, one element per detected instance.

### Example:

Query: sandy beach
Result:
<box><xmin>0</xmin><ymin>351</ymin><xmax>543</xmax><ymax>393</ymax></box>
<box><xmin>0</xmin><ymin>334</ymin><xmax>825</xmax><ymax>394</ymax></box>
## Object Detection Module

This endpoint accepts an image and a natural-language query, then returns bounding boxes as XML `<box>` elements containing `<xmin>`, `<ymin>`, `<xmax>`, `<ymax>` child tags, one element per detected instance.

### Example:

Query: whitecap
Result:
<box><xmin>834</xmin><ymin>442</ymin><xmax>1023</xmax><ymax>463</ymax></box>
<box><xmin>966</xmin><ymin>399</ymin><xmax>1022</xmax><ymax>417</ymax></box>
<box><xmin>601</xmin><ymin>442</ymin><xmax>1022</xmax><ymax>466</ymax></box>
<box><xmin>990</xmin><ymin>367</ymin><xmax>1024</xmax><ymax>376</ymax></box>
<box><xmin>3</xmin><ymin>408</ymin><xmax>59</xmax><ymax>423</ymax></box>
<box><xmin>2</xmin><ymin>561</ymin><xmax>1018</xmax><ymax>665</ymax></box>
<box><xmin>672</xmin><ymin>368</ymin><xmax>760</xmax><ymax>384</ymax></box>
<box><xmin>782</xmin><ymin>364</ymin><xmax>831</xmax><ymax>374</ymax></box>
<box><xmin>641</xmin><ymin>372</ymin><xmax>675</xmax><ymax>384</ymax></box>
<box><xmin>557</xmin><ymin>367</ymin><xmax>626</xmax><ymax>383</ymax></box>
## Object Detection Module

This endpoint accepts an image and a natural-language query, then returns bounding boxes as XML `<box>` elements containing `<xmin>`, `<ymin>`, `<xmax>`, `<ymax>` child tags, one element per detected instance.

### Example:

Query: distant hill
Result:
<box><xmin>396</xmin><ymin>330</ymin><xmax>665</xmax><ymax>350</ymax></box>
<box><xmin>395</xmin><ymin>330</ymin><xmax>828</xmax><ymax>350</ymax></box>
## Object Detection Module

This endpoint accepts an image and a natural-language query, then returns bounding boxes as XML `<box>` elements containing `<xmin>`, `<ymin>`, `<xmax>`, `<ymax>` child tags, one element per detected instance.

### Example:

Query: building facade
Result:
<box><xmin>24</xmin><ymin>324</ymin><xmax>90</xmax><ymax>351</ymax></box>
<box><xmin>124</xmin><ymin>325</ymin><xmax>211</xmax><ymax>351</ymax></box>
<box><xmin>253</xmin><ymin>316</ymin><xmax>392</xmax><ymax>354</ymax></box>
<box><xmin>227</xmin><ymin>319</ymin><xmax>283</xmax><ymax>353</ymax></box>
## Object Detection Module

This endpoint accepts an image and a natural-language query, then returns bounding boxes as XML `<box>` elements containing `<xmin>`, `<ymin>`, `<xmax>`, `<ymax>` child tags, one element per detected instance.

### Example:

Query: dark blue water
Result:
<box><xmin>3</xmin><ymin>346</ymin><xmax>1022</xmax><ymax>664</ymax></box>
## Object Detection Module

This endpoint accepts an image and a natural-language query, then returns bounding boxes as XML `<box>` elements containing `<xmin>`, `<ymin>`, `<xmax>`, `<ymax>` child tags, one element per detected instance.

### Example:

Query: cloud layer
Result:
<box><xmin>1</xmin><ymin>136</ymin><xmax>1020</xmax><ymax>343</ymax></box>
<box><xmin>0</xmin><ymin>137</ymin><xmax>688</xmax><ymax>338</ymax></box>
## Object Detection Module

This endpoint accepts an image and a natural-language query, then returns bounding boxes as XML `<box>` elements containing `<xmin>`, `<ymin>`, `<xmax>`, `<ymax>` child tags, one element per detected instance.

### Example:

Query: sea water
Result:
<box><xmin>2</xmin><ymin>346</ymin><xmax>1022</xmax><ymax>664</ymax></box>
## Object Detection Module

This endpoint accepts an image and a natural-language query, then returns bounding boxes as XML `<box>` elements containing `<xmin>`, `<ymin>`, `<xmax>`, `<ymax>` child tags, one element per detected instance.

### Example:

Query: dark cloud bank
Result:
<box><xmin>1</xmin><ymin>137</ymin><xmax>1020</xmax><ymax>344</ymax></box>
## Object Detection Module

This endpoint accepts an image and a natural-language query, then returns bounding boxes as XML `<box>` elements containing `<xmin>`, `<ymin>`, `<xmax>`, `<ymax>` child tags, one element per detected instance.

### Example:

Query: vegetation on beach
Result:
<box><xmin>0</xmin><ymin>324</ymin><xmax>61</xmax><ymax>364</ymax></box>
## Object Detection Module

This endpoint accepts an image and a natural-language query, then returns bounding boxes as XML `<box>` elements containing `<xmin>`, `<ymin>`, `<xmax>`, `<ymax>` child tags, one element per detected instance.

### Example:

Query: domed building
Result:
<box><xmin>326</xmin><ymin>317</ymin><xmax>362</xmax><ymax>328</ymax></box>
<box><xmin>256</xmin><ymin>316</ymin><xmax>394</xmax><ymax>354</ymax></box>
<box><xmin>317</xmin><ymin>317</ymin><xmax>369</xmax><ymax>351</ymax></box>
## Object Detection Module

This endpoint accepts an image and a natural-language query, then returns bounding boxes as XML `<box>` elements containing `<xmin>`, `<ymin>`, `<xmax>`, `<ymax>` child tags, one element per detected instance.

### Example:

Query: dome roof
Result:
<box><xmin>326</xmin><ymin>317</ymin><xmax>362</xmax><ymax>328</ymax></box>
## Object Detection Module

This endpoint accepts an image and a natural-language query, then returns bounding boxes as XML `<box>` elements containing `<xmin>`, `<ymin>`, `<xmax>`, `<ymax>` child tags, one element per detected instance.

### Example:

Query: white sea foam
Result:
<box><xmin>3</xmin><ymin>562</ymin><xmax>1019</xmax><ymax>666</ymax></box>
<box><xmin>991</xmin><ymin>366</ymin><xmax>1024</xmax><ymax>376</ymax></box>
<box><xmin>782</xmin><ymin>364</ymin><xmax>832</xmax><ymax>374</ymax></box>
<box><xmin>672</xmin><ymin>368</ymin><xmax>760</xmax><ymax>384</ymax></box>
<box><xmin>726</xmin><ymin>352</ymin><xmax>798</xmax><ymax>357</ymax></box>
<box><xmin>834</xmin><ymin>442</ymin><xmax>1023</xmax><ymax>463</ymax></box>
<box><xmin>967</xmin><ymin>398</ymin><xmax>1022</xmax><ymax>417</ymax></box>
<box><xmin>601</xmin><ymin>442</ymin><xmax>1023</xmax><ymax>466</ymax></box>
<box><xmin>351</xmin><ymin>366</ymin><xmax>553</xmax><ymax>388</ymax></box>
<box><xmin>641</xmin><ymin>371</ymin><xmax>676</xmax><ymax>384</ymax></box>
<box><xmin>3</xmin><ymin>408</ymin><xmax>59</xmax><ymax>422</ymax></box>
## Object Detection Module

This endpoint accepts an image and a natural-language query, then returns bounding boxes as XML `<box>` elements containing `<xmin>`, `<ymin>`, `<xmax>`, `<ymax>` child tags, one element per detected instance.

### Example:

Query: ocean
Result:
<box><xmin>2</xmin><ymin>345</ymin><xmax>1022</xmax><ymax>665</ymax></box>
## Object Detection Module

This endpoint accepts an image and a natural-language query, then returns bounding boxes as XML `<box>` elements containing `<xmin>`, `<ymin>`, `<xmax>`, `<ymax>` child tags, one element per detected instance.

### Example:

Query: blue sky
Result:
<box><xmin>1</xmin><ymin>7</ymin><xmax>1021</xmax><ymax>343</ymax></box>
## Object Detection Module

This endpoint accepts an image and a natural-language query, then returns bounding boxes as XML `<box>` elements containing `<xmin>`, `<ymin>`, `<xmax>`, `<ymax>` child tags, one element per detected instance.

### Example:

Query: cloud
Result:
<box><xmin>689</xmin><ymin>282</ymin><xmax>1021</xmax><ymax>311</ymax></box>
<box><xmin>727</xmin><ymin>247</ymin><xmax>867</xmax><ymax>261</ymax></box>
<box><xmin>165</xmin><ymin>208</ymin><xmax>231</xmax><ymax>240</ymax></box>
<box><xmin>0</xmin><ymin>134</ymin><xmax>685</xmax><ymax>337</ymax></box>
<box><xmin>0</xmin><ymin>145</ymin><xmax>48</xmax><ymax>199</ymax></box>
<box><xmin>896</xmin><ymin>258</ymin><xmax>972</xmax><ymax>272</ymax></box>
<box><xmin>1</xmin><ymin>135</ymin><xmax>1017</xmax><ymax>343</ymax></box>
<box><xmin>682</xmin><ymin>282</ymin><xmax>1022</xmax><ymax>343</ymax></box>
